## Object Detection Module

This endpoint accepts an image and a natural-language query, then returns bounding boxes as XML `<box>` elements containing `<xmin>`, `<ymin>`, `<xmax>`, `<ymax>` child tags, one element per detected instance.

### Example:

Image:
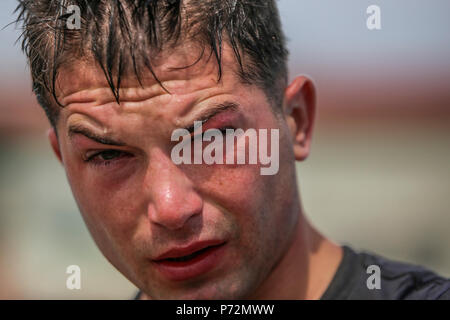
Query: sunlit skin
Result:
<box><xmin>48</xmin><ymin>42</ymin><xmax>343</xmax><ymax>299</ymax></box>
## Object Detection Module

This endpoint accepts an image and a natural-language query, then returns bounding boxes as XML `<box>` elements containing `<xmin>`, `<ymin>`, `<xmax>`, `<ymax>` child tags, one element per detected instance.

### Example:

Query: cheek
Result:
<box><xmin>197</xmin><ymin>165</ymin><xmax>264</xmax><ymax>213</ymax></box>
<box><xmin>194</xmin><ymin>163</ymin><xmax>277</xmax><ymax>245</ymax></box>
<box><xmin>67</xmin><ymin>169</ymin><xmax>145</xmax><ymax>277</ymax></box>
<box><xmin>64</xmin><ymin>158</ymin><xmax>142</xmax><ymax>245</ymax></box>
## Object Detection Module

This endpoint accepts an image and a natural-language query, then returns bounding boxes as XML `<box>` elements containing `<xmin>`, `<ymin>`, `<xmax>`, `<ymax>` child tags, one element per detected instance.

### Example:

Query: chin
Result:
<box><xmin>143</xmin><ymin>276</ymin><xmax>255</xmax><ymax>300</ymax></box>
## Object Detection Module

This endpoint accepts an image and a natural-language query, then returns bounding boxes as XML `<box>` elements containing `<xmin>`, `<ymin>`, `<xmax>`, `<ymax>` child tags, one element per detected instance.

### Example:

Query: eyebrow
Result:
<box><xmin>67</xmin><ymin>101</ymin><xmax>239</xmax><ymax>145</ymax></box>
<box><xmin>68</xmin><ymin>124</ymin><xmax>126</xmax><ymax>146</ymax></box>
<box><xmin>184</xmin><ymin>101</ymin><xmax>239</xmax><ymax>133</ymax></box>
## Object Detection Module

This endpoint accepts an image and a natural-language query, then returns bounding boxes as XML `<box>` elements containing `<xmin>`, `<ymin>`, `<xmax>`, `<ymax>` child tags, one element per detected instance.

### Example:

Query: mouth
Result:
<box><xmin>162</xmin><ymin>245</ymin><xmax>218</xmax><ymax>262</ymax></box>
<box><xmin>152</xmin><ymin>241</ymin><xmax>227</xmax><ymax>281</ymax></box>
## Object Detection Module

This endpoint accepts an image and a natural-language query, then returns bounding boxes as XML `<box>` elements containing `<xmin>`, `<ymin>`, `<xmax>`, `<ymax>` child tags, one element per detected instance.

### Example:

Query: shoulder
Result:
<box><xmin>322</xmin><ymin>245</ymin><xmax>450</xmax><ymax>300</ymax></box>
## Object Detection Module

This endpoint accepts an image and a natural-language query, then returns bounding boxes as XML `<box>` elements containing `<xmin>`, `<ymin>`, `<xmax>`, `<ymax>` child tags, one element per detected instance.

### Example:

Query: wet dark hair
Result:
<box><xmin>15</xmin><ymin>0</ymin><xmax>289</xmax><ymax>128</ymax></box>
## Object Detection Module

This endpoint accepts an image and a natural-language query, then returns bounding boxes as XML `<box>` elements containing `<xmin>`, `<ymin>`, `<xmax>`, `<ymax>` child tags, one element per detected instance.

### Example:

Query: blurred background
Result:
<box><xmin>0</xmin><ymin>0</ymin><xmax>449</xmax><ymax>299</ymax></box>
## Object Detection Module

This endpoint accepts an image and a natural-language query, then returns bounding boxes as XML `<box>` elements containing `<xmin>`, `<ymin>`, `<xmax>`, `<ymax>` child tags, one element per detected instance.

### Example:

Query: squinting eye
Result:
<box><xmin>85</xmin><ymin>150</ymin><xmax>129</xmax><ymax>163</ymax></box>
<box><xmin>218</xmin><ymin>126</ymin><xmax>236</xmax><ymax>134</ymax></box>
<box><xmin>191</xmin><ymin>126</ymin><xmax>236</xmax><ymax>140</ymax></box>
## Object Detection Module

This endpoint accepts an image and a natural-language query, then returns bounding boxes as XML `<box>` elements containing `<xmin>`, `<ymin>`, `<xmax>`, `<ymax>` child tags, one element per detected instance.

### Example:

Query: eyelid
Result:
<box><xmin>190</xmin><ymin>125</ymin><xmax>236</xmax><ymax>141</ymax></box>
<box><xmin>68</xmin><ymin>127</ymin><xmax>125</xmax><ymax>147</ymax></box>
<box><xmin>185</xmin><ymin>104</ymin><xmax>240</xmax><ymax>133</ymax></box>
<box><xmin>84</xmin><ymin>149</ymin><xmax>129</xmax><ymax>162</ymax></box>
<box><xmin>85</xmin><ymin>149</ymin><xmax>112</xmax><ymax>159</ymax></box>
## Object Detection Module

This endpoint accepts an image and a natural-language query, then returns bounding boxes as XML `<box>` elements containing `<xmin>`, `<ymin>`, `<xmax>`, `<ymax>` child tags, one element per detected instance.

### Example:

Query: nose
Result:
<box><xmin>145</xmin><ymin>150</ymin><xmax>203</xmax><ymax>230</ymax></box>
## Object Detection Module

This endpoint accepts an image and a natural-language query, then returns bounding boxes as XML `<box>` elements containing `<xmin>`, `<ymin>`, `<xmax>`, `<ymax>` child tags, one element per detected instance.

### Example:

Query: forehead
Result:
<box><xmin>54</xmin><ymin>42</ymin><xmax>268</xmax><ymax>136</ymax></box>
<box><xmin>57</xmin><ymin>42</ymin><xmax>241</xmax><ymax>105</ymax></box>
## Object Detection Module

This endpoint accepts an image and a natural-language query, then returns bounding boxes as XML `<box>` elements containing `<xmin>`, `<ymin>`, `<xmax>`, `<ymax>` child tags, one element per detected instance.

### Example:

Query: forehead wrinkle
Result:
<box><xmin>62</xmin><ymin>82</ymin><xmax>217</xmax><ymax>136</ymax></box>
<box><xmin>60</xmin><ymin>66</ymin><xmax>219</xmax><ymax>111</ymax></box>
<box><xmin>57</xmin><ymin>41</ymin><xmax>238</xmax><ymax>104</ymax></box>
<box><xmin>59</xmin><ymin>44</ymin><xmax>245</xmax><ymax>138</ymax></box>
<box><xmin>57</xmin><ymin>43</ymin><xmax>215</xmax><ymax>100</ymax></box>
<box><xmin>61</xmin><ymin>79</ymin><xmax>167</xmax><ymax>107</ymax></box>
<box><xmin>117</xmin><ymin>79</ymin><xmax>219</xmax><ymax>116</ymax></box>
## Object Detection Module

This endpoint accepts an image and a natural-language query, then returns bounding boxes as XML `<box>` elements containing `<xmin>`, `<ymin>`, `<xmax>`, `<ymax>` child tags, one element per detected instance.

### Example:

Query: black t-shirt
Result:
<box><xmin>321</xmin><ymin>245</ymin><xmax>450</xmax><ymax>300</ymax></box>
<box><xmin>133</xmin><ymin>245</ymin><xmax>450</xmax><ymax>300</ymax></box>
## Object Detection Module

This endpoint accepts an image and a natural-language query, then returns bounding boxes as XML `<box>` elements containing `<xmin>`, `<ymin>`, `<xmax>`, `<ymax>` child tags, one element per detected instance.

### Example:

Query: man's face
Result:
<box><xmin>52</xmin><ymin>43</ymin><xmax>301</xmax><ymax>299</ymax></box>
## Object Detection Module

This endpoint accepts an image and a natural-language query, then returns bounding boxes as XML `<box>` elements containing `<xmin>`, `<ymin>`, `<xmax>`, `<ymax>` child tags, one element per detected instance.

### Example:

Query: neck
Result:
<box><xmin>248</xmin><ymin>212</ymin><xmax>343</xmax><ymax>300</ymax></box>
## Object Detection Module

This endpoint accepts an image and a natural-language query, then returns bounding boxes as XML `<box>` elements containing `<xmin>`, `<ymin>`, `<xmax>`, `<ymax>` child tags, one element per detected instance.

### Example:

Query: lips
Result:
<box><xmin>152</xmin><ymin>240</ymin><xmax>227</xmax><ymax>281</ymax></box>
<box><xmin>154</xmin><ymin>240</ymin><xmax>224</xmax><ymax>261</ymax></box>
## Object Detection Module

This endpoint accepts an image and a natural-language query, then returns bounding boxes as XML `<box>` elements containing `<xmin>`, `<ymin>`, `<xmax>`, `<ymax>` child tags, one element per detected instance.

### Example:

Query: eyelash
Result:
<box><xmin>193</xmin><ymin>126</ymin><xmax>236</xmax><ymax>139</ymax></box>
<box><xmin>84</xmin><ymin>150</ymin><xmax>131</xmax><ymax>167</ymax></box>
<box><xmin>83</xmin><ymin>126</ymin><xmax>235</xmax><ymax>167</ymax></box>
<box><xmin>218</xmin><ymin>126</ymin><xmax>236</xmax><ymax>133</ymax></box>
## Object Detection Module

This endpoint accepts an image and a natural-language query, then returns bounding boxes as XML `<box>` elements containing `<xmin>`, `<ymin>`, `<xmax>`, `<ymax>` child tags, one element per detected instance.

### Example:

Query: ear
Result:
<box><xmin>283</xmin><ymin>76</ymin><xmax>316</xmax><ymax>161</ymax></box>
<box><xmin>47</xmin><ymin>128</ymin><xmax>63</xmax><ymax>164</ymax></box>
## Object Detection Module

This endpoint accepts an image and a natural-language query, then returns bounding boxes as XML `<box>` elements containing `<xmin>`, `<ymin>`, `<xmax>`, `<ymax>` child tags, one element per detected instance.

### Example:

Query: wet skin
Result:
<box><xmin>48</xmin><ymin>42</ymin><xmax>341</xmax><ymax>299</ymax></box>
